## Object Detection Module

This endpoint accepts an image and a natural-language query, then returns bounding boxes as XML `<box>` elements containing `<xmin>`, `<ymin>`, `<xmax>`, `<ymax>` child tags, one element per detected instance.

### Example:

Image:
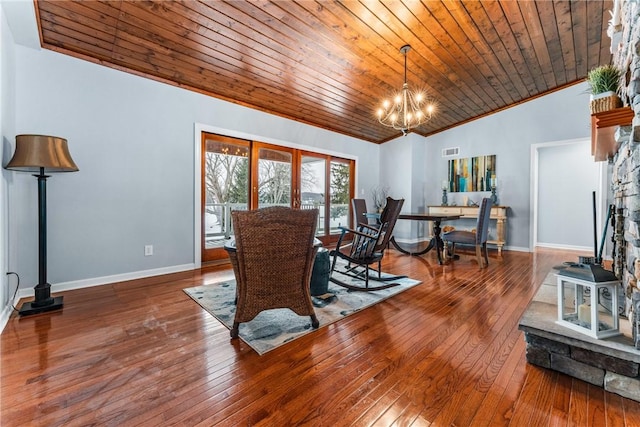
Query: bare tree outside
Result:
<box><xmin>203</xmin><ymin>141</ymin><xmax>249</xmax><ymax>245</ymax></box>
<box><xmin>258</xmin><ymin>160</ymin><xmax>291</xmax><ymax>205</ymax></box>
<box><xmin>205</xmin><ymin>152</ymin><xmax>248</xmax><ymax>205</ymax></box>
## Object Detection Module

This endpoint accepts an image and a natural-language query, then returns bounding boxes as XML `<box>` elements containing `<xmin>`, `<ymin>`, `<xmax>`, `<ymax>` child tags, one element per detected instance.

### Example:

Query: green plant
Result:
<box><xmin>586</xmin><ymin>64</ymin><xmax>621</xmax><ymax>95</ymax></box>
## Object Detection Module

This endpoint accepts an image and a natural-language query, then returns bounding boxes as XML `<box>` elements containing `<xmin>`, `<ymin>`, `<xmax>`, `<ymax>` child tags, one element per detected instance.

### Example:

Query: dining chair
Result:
<box><xmin>442</xmin><ymin>197</ymin><xmax>493</xmax><ymax>268</ymax></box>
<box><xmin>224</xmin><ymin>206</ymin><xmax>320</xmax><ymax>338</ymax></box>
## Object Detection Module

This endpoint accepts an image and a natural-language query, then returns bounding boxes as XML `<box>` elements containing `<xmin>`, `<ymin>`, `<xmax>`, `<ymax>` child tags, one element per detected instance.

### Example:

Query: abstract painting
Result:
<box><xmin>447</xmin><ymin>154</ymin><xmax>496</xmax><ymax>192</ymax></box>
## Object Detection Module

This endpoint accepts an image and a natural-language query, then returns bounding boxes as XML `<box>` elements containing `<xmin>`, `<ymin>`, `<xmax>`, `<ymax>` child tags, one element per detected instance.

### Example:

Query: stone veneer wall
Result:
<box><xmin>610</xmin><ymin>0</ymin><xmax>640</xmax><ymax>347</ymax></box>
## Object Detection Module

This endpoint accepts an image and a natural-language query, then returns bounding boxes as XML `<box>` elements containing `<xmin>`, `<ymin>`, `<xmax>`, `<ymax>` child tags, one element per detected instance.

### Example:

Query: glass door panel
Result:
<box><xmin>255</xmin><ymin>145</ymin><xmax>293</xmax><ymax>208</ymax></box>
<box><xmin>300</xmin><ymin>155</ymin><xmax>326</xmax><ymax>235</ymax></box>
<box><xmin>330</xmin><ymin>160</ymin><xmax>352</xmax><ymax>234</ymax></box>
<box><xmin>202</xmin><ymin>134</ymin><xmax>250</xmax><ymax>262</ymax></box>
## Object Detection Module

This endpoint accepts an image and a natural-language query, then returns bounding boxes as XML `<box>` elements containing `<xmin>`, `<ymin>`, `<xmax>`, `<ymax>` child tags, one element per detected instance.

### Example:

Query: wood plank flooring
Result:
<box><xmin>2</xmin><ymin>247</ymin><xmax>640</xmax><ymax>426</ymax></box>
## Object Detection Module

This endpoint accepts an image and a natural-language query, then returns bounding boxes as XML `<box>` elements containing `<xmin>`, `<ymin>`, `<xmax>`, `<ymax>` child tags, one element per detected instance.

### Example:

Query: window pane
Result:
<box><xmin>330</xmin><ymin>160</ymin><xmax>350</xmax><ymax>233</ymax></box>
<box><xmin>258</xmin><ymin>147</ymin><xmax>292</xmax><ymax>207</ymax></box>
<box><xmin>301</xmin><ymin>155</ymin><xmax>326</xmax><ymax>235</ymax></box>
<box><xmin>204</xmin><ymin>138</ymin><xmax>249</xmax><ymax>249</ymax></box>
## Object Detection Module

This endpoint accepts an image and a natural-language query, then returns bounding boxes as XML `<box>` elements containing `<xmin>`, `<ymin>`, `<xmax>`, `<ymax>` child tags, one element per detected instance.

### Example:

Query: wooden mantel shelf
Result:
<box><xmin>591</xmin><ymin>107</ymin><xmax>634</xmax><ymax>161</ymax></box>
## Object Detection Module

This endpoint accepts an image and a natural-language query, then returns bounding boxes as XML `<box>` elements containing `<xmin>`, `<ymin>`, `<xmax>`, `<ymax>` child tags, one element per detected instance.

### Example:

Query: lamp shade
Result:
<box><xmin>5</xmin><ymin>134</ymin><xmax>78</xmax><ymax>172</ymax></box>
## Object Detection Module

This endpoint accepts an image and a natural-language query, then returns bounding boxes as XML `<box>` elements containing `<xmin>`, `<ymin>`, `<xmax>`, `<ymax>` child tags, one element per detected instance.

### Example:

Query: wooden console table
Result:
<box><xmin>427</xmin><ymin>205</ymin><xmax>509</xmax><ymax>254</ymax></box>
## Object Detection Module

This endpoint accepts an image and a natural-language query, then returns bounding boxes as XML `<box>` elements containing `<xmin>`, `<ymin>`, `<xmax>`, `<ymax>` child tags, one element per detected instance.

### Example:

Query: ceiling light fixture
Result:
<box><xmin>377</xmin><ymin>44</ymin><xmax>435</xmax><ymax>136</ymax></box>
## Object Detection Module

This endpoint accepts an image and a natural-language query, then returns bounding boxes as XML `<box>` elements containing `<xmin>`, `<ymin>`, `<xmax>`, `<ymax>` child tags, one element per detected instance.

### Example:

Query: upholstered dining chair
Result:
<box><xmin>442</xmin><ymin>197</ymin><xmax>493</xmax><ymax>268</ymax></box>
<box><xmin>351</xmin><ymin>198</ymin><xmax>369</xmax><ymax>226</ymax></box>
<box><xmin>329</xmin><ymin>197</ymin><xmax>406</xmax><ymax>291</ymax></box>
<box><xmin>224</xmin><ymin>206</ymin><xmax>320</xmax><ymax>338</ymax></box>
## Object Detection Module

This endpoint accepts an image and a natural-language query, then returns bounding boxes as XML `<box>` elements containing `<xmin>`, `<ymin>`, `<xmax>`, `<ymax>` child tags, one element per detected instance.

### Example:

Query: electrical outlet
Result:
<box><xmin>144</xmin><ymin>245</ymin><xmax>153</xmax><ymax>256</ymax></box>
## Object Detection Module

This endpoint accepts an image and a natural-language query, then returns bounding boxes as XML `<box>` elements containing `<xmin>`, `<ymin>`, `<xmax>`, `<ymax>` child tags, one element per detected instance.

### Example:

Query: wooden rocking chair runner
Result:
<box><xmin>224</xmin><ymin>206</ymin><xmax>320</xmax><ymax>338</ymax></box>
<box><xmin>329</xmin><ymin>197</ymin><xmax>407</xmax><ymax>291</ymax></box>
<box><xmin>442</xmin><ymin>197</ymin><xmax>493</xmax><ymax>268</ymax></box>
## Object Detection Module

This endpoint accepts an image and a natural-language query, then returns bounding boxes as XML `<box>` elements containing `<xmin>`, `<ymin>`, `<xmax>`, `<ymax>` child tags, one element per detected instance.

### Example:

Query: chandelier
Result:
<box><xmin>376</xmin><ymin>45</ymin><xmax>435</xmax><ymax>135</ymax></box>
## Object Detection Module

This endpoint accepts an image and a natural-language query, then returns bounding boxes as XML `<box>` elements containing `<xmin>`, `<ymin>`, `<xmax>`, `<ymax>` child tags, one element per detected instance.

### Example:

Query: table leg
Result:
<box><xmin>432</xmin><ymin>220</ymin><xmax>445</xmax><ymax>264</ymax></box>
<box><xmin>390</xmin><ymin>235</ymin><xmax>411</xmax><ymax>255</ymax></box>
<box><xmin>390</xmin><ymin>220</ymin><xmax>445</xmax><ymax>263</ymax></box>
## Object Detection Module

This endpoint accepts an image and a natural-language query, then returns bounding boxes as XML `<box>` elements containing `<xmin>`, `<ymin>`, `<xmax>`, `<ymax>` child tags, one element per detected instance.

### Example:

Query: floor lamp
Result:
<box><xmin>5</xmin><ymin>134</ymin><xmax>79</xmax><ymax>316</ymax></box>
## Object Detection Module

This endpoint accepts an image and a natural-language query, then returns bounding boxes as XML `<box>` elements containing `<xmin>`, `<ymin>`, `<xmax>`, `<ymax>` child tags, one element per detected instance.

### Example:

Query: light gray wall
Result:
<box><xmin>537</xmin><ymin>141</ymin><xmax>600</xmax><ymax>250</ymax></box>
<box><xmin>1</xmin><ymin>3</ymin><xmax>17</xmax><ymax>323</ymax></box>
<box><xmin>382</xmin><ymin>83</ymin><xmax>592</xmax><ymax>251</ymax></box>
<box><xmin>378</xmin><ymin>134</ymin><xmax>417</xmax><ymax>240</ymax></box>
<box><xmin>8</xmin><ymin>43</ymin><xmax>379</xmax><ymax>290</ymax></box>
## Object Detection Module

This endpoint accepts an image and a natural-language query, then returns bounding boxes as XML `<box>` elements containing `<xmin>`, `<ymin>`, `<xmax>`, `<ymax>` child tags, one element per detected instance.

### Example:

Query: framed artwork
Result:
<box><xmin>447</xmin><ymin>155</ymin><xmax>496</xmax><ymax>192</ymax></box>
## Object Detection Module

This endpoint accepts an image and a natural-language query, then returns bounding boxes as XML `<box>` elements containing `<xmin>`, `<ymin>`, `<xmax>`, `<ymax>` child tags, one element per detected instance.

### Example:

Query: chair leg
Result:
<box><xmin>364</xmin><ymin>264</ymin><xmax>370</xmax><ymax>289</ymax></box>
<box><xmin>329</xmin><ymin>251</ymin><xmax>339</xmax><ymax>276</ymax></box>
<box><xmin>475</xmin><ymin>244</ymin><xmax>484</xmax><ymax>267</ymax></box>
<box><xmin>483</xmin><ymin>242</ymin><xmax>489</xmax><ymax>267</ymax></box>
<box><xmin>310</xmin><ymin>314</ymin><xmax>319</xmax><ymax>329</ymax></box>
<box><xmin>231</xmin><ymin>322</ymin><xmax>240</xmax><ymax>338</ymax></box>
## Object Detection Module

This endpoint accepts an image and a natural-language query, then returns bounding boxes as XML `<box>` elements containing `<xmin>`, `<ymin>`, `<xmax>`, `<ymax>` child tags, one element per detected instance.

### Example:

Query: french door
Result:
<box><xmin>201</xmin><ymin>133</ymin><xmax>355</xmax><ymax>262</ymax></box>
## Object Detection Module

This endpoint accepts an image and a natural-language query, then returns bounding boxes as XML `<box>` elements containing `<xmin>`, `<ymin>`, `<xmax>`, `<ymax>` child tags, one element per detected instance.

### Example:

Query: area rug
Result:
<box><xmin>183</xmin><ymin>265</ymin><xmax>421</xmax><ymax>355</ymax></box>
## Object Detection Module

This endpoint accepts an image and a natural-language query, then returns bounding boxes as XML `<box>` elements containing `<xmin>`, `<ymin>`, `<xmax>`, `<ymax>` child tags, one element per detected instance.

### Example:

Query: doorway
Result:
<box><xmin>531</xmin><ymin>138</ymin><xmax>605</xmax><ymax>252</ymax></box>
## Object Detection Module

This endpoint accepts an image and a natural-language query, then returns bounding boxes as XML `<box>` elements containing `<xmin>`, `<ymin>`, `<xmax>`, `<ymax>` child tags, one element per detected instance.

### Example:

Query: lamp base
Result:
<box><xmin>19</xmin><ymin>296</ymin><xmax>63</xmax><ymax>316</ymax></box>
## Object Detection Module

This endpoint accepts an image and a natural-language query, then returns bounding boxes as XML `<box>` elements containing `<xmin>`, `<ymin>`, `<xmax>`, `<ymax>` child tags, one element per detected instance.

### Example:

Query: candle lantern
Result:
<box><xmin>556</xmin><ymin>263</ymin><xmax>621</xmax><ymax>339</ymax></box>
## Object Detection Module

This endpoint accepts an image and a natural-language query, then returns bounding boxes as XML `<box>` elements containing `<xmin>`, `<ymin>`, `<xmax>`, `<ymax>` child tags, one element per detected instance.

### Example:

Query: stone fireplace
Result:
<box><xmin>519</xmin><ymin>0</ymin><xmax>640</xmax><ymax>403</ymax></box>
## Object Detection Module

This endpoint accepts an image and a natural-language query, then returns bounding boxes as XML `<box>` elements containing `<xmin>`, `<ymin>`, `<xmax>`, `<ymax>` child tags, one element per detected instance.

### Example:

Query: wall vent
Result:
<box><xmin>442</xmin><ymin>147</ymin><xmax>459</xmax><ymax>157</ymax></box>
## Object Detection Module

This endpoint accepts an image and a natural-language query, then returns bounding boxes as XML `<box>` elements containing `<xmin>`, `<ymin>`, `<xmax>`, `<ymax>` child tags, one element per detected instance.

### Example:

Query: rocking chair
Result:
<box><xmin>329</xmin><ymin>197</ymin><xmax>406</xmax><ymax>291</ymax></box>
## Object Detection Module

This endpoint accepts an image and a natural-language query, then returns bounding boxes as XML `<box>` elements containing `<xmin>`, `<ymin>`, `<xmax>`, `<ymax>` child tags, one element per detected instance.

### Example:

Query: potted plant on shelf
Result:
<box><xmin>587</xmin><ymin>64</ymin><xmax>622</xmax><ymax>114</ymax></box>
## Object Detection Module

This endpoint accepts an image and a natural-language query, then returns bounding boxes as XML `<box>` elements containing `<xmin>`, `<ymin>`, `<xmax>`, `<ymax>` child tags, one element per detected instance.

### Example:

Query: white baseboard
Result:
<box><xmin>0</xmin><ymin>263</ymin><xmax>196</xmax><ymax>333</ymax></box>
<box><xmin>395</xmin><ymin>238</ymin><xmax>531</xmax><ymax>253</ymax></box>
<box><xmin>0</xmin><ymin>303</ymin><xmax>15</xmax><ymax>335</ymax></box>
<box><xmin>504</xmin><ymin>245</ymin><xmax>530</xmax><ymax>252</ymax></box>
<box><xmin>535</xmin><ymin>242</ymin><xmax>593</xmax><ymax>252</ymax></box>
<box><xmin>46</xmin><ymin>263</ymin><xmax>196</xmax><ymax>295</ymax></box>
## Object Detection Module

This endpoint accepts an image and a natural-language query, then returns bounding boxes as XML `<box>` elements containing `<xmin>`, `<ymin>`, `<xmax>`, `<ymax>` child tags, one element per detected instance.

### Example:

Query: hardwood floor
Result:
<box><xmin>2</xmin><ymin>247</ymin><xmax>640</xmax><ymax>426</ymax></box>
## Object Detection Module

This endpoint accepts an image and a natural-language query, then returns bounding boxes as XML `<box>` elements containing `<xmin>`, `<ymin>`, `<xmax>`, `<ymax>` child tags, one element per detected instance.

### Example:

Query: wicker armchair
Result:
<box><xmin>224</xmin><ymin>206</ymin><xmax>320</xmax><ymax>338</ymax></box>
<box><xmin>329</xmin><ymin>197</ymin><xmax>406</xmax><ymax>291</ymax></box>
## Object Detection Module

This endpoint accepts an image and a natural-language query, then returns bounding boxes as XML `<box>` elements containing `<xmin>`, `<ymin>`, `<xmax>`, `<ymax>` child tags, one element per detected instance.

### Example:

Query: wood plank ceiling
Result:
<box><xmin>34</xmin><ymin>0</ymin><xmax>612</xmax><ymax>144</ymax></box>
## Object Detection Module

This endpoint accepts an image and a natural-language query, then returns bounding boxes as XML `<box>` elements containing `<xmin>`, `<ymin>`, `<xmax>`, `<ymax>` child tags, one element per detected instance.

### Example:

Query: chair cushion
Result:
<box><xmin>442</xmin><ymin>230</ymin><xmax>476</xmax><ymax>245</ymax></box>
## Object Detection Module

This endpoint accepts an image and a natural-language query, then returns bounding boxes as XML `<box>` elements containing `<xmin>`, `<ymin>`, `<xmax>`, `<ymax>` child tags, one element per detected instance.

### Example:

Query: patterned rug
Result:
<box><xmin>183</xmin><ymin>265</ymin><xmax>421</xmax><ymax>355</ymax></box>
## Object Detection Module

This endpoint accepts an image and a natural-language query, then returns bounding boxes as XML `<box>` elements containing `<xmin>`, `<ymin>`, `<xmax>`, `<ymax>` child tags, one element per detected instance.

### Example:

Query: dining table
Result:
<box><xmin>389</xmin><ymin>213</ymin><xmax>462</xmax><ymax>264</ymax></box>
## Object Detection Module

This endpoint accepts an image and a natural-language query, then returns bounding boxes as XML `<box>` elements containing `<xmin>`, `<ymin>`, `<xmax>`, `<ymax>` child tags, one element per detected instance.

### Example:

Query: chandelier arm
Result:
<box><xmin>402</xmin><ymin>86</ymin><xmax>406</xmax><ymax>128</ymax></box>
